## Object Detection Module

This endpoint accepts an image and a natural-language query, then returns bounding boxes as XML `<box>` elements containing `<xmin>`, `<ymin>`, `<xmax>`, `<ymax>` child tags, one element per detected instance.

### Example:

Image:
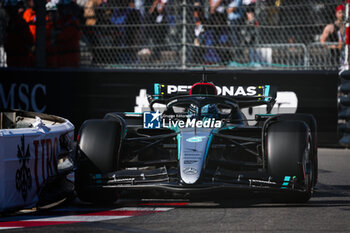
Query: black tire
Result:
<box><xmin>266</xmin><ymin>120</ymin><xmax>313</xmax><ymax>203</ymax></box>
<box><xmin>104</xmin><ymin>112</ymin><xmax>126</xmax><ymax>133</ymax></box>
<box><xmin>75</xmin><ymin>119</ymin><xmax>123</xmax><ymax>203</ymax></box>
<box><xmin>276</xmin><ymin>114</ymin><xmax>318</xmax><ymax>186</ymax></box>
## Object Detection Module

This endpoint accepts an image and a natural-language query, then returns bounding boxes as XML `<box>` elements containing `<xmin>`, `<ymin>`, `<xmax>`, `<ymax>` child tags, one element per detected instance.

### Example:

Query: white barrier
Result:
<box><xmin>0</xmin><ymin>111</ymin><xmax>74</xmax><ymax>212</ymax></box>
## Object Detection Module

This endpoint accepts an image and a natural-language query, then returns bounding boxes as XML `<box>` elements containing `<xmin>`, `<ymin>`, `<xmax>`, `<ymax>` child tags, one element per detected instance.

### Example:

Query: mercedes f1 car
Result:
<box><xmin>75</xmin><ymin>80</ymin><xmax>318</xmax><ymax>203</ymax></box>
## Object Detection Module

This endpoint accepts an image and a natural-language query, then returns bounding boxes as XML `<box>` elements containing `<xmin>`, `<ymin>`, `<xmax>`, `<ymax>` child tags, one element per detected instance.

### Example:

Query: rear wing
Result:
<box><xmin>153</xmin><ymin>83</ymin><xmax>275</xmax><ymax>99</ymax></box>
<box><xmin>151</xmin><ymin>83</ymin><xmax>277</xmax><ymax>112</ymax></box>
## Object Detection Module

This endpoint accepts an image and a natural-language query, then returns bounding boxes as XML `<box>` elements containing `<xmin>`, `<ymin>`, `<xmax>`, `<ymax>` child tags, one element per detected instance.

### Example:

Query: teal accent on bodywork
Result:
<box><xmin>264</xmin><ymin>85</ymin><xmax>270</xmax><ymax>101</ymax></box>
<box><xmin>204</xmin><ymin>133</ymin><xmax>214</xmax><ymax>160</ymax></box>
<box><xmin>168</xmin><ymin>125</ymin><xmax>179</xmax><ymax>133</ymax></box>
<box><xmin>281</xmin><ymin>176</ymin><xmax>291</xmax><ymax>188</ymax></box>
<box><xmin>95</xmin><ymin>174</ymin><xmax>102</xmax><ymax>184</ymax></box>
<box><xmin>186</xmin><ymin>136</ymin><xmax>206</xmax><ymax>143</ymax></box>
<box><xmin>168</xmin><ymin>125</ymin><xmax>181</xmax><ymax>160</ymax></box>
<box><xmin>177</xmin><ymin>134</ymin><xmax>181</xmax><ymax>160</ymax></box>
<box><xmin>219</xmin><ymin>125</ymin><xmax>236</xmax><ymax>131</ymax></box>
<box><xmin>154</xmin><ymin>83</ymin><xmax>160</xmax><ymax>99</ymax></box>
<box><xmin>124</xmin><ymin>112</ymin><xmax>142</xmax><ymax>115</ymax></box>
<box><xmin>211</xmin><ymin>125</ymin><xmax>236</xmax><ymax>135</ymax></box>
<box><xmin>256</xmin><ymin>114</ymin><xmax>275</xmax><ymax>116</ymax></box>
<box><xmin>204</xmin><ymin>125</ymin><xmax>230</xmax><ymax>159</ymax></box>
<box><xmin>281</xmin><ymin>176</ymin><xmax>292</xmax><ymax>189</ymax></box>
<box><xmin>123</xmin><ymin>128</ymin><xmax>127</xmax><ymax>138</ymax></box>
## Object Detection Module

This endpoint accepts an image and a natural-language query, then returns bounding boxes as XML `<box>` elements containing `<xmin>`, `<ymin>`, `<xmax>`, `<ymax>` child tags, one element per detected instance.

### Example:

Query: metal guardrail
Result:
<box><xmin>307</xmin><ymin>42</ymin><xmax>342</xmax><ymax>70</ymax></box>
<box><xmin>185</xmin><ymin>43</ymin><xmax>309</xmax><ymax>70</ymax></box>
<box><xmin>0</xmin><ymin>40</ymin><xmax>341</xmax><ymax>70</ymax></box>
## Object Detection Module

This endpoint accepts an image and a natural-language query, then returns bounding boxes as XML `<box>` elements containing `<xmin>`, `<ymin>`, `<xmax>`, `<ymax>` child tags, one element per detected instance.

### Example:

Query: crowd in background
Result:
<box><xmin>0</xmin><ymin>0</ymin><xmax>82</xmax><ymax>67</ymax></box>
<box><xmin>0</xmin><ymin>0</ymin><xmax>346</xmax><ymax>68</ymax></box>
<box><xmin>191</xmin><ymin>0</ymin><xmax>260</xmax><ymax>65</ymax></box>
<box><xmin>80</xmin><ymin>0</ymin><xmax>264</xmax><ymax>65</ymax></box>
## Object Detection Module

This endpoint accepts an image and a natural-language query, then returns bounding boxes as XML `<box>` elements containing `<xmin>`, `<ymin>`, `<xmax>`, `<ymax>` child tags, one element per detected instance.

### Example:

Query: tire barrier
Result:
<box><xmin>339</xmin><ymin>96</ymin><xmax>350</xmax><ymax>106</ymax></box>
<box><xmin>339</xmin><ymin>122</ymin><xmax>350</xmax><ymax>133</ymax></box>
<box><xmin>339</xmin><ymin>82</ymin><xmax>350</xmax><ymax>94</ymax></box>
<box><xmin>339</xmin><ymin>71</ymin><xmax>350</xmax><ymax>146</ymax></box>
<box><xmin>338</xmin><ymin>106</ymin><xmax>350</xmax><ymax>120</ymax></box>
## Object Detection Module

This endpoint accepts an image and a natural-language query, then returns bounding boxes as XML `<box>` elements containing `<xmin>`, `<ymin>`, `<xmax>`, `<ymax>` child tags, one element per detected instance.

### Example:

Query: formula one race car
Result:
<box><xmin>74</xmin><ymin>80</ymin><xmax>318</xmax><ymax>203</ymax></box>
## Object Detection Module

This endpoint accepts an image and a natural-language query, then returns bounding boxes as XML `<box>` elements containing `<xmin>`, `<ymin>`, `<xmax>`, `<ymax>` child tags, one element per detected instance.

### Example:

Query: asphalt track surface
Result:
<box><xmin>1</xmin><ymin>148</ymin><xmax>350</xmax><ymax>233</ymax></box>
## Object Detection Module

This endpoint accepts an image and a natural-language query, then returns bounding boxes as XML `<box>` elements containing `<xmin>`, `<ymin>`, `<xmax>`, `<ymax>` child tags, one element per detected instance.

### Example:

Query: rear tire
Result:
<box><xmin>266</xmin><ymin>120</ymin><xmax>313</xmax><ymax>203</ymax></box>
<box><xmin>75</xmin><ymin>119</ymin><xmax>123</xmax><ymax>203</ymax></box>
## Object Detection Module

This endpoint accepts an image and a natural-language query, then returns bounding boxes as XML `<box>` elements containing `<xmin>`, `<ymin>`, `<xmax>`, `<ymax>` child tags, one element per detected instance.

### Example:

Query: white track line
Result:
<box><xmin>22</xmin><ymin>215</ymin><xmax>131</xmax><ymax>222</ymax></box>
<box><xmin>0</xmin><ymin>206</ymin><xmax>174</xmax><ymax>230</ymax></box>
<box><xmin>52</xmin><ymin>207</ymin><xmax>173</xmax><ymax>212</ymax></box>
<box><xmin>0</xmin><ymin>227</ymin><xmax>22</xmax><ymax>230</ymax></box>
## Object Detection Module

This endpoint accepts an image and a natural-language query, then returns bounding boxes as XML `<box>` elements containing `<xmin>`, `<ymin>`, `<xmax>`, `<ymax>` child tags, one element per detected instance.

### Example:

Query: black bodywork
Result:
<box><xmin>76</xmin><ymin>91</ymin><xmax>317</xmax><ymax>202</ymax></box>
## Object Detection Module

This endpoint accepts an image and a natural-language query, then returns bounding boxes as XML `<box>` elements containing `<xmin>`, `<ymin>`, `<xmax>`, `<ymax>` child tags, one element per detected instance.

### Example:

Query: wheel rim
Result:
<box><xmin>303</xmin><ymin>139</ymin><xmax>312</xmax><ymax>193</ymax></box>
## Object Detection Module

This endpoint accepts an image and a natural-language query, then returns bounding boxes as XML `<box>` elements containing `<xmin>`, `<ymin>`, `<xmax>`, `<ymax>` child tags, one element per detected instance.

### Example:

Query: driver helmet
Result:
<box><xmin>201</xmin><ymin>104</ymin><xmax>219</xmax><ymax>118</ymax></box>
<box><xmin>187</xmin><ymin>104</ymin><xmax>198</xmax><ymax>118</ymax></box>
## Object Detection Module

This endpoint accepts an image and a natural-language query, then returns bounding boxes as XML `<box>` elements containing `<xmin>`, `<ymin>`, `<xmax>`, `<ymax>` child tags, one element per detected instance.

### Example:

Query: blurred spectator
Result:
<box><xmin>207</xmin><ymin>0</ymin><xmax>230</xmax><ymax>63</ymax></box>
<box><xmin>227</xmin><ymin>0</ymin><xmax>242</xmax><ymax>47</ymax></box>
<box><xmin>4</xmin><ymin>3</ymin><xmax>34</xmax><ymax>67</ymax></box>
<box><xmin>125</xmin><ymin>1</ymin><xmax>141</xmax><ymax>63</ymax></box>
<box><xmin>208</xmin><ymin>1</ymin><xmax>224</xmax><ymax>43</ymax></box>
<box><xmin>70</xmin><ymin>0</ymin><xmax>84</xmax><ymax>22</ymax></box>
<box><xmin>320</xmin><ymin>4</ymin><xmax>344</xmax><ymax>67</ymax></box>
<box><xmin>320</xmin><ymin>4</ymin><xmax>344</xmax><ymax>46</ymax></box>
<box><xmin>46</xmin><ymin>2</ymin><xmax>59</xmax><ymax>67</ymax></box>
<box><xmin>191</xmin><ymin>0</ymin><xmax>205</xmax><ymax>64</ymax></box>
<box><xmin>46</xmin><ymin>1</ymin><xmax>82</xmax><ymax>67</ymax></box>
<box><xmin>209</xmin><ymin>0</ymin><xmax>225</xmax><ymax>21</ymax></box>
<box><xmin>0</xmin><ymin>2</ymin><xmax>9</xmax><ymax>67</ymax></box>
<box><xmin>84</xmin><ymin>0</ymin><xmax>101</xmax><ymax>25</ymax></box>
<box><xmin>240</xmin><ymin>3</ymin><xmax>260</xmax><ymax>65</ymax></box>
<box><xmin>110</xmin><ymin>0</ymin><xmax>141</xmax><ymax>63</ymax></box>
<box><xmin>165</xmin><ymin>0</ymin><xmax>176</xmax><ymax>45</ymax></box>
<box><xmin>134</xmin><ymin>0</ymin><xmax>144</xmax><ymax>16</ymax></box>
<box><xmin>286</xmin><ymin>36</ymin><xmax>303</xmax><ymax>67</ymax></box>
<box><xmin>148</xmin><ymin>0</ymin><xmax>168</xmax><ymax>60</ymax></box>
<box><xmin>22</xmin><ymin>0</ymin><xmax>36</xmax><ymax>41</ymax></box>
<box><xmin>82</xmin><ymin>0</ymin><xmax>102</xmax><ymax>65</ymax></box>
<box><xmin>85</xmin><ymin>0</ymin><xmax>116</xmax><ymax>65</ymax></box>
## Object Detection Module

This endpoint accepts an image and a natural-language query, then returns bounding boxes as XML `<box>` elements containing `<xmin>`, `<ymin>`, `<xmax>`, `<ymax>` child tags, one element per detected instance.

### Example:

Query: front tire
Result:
<box><xmin>276</xmin><ymin>114</ymin><xmax>318</xmax><ymax>186</ymax></box>
<box><xmin>266</xmin><ymin>120</ymin><xmax>313</xmax><ymax>203</ymax></box>
<box><xmin>75</xmin><ymin>119</ymin><xmax>123</xmax><ymax>203</ymax></box>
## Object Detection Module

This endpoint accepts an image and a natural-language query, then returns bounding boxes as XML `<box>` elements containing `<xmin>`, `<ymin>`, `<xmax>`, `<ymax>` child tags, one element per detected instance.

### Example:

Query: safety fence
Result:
<box><xmin>0</xmin><ymin>0</ymin><xmax>346</xmax><ymax>70</ymax></box>
<box><xmin>79</xmin><ymin>42</ymin><xmax>341</xmax><ymax>70</ymax></box>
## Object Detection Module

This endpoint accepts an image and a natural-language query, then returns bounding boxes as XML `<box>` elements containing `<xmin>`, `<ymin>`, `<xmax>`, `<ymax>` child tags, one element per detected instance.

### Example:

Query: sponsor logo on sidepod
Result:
<box><xmin>186</xmin><ymin>136</ymin><xmax>206</xmax><ymax>143</ymax></box>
